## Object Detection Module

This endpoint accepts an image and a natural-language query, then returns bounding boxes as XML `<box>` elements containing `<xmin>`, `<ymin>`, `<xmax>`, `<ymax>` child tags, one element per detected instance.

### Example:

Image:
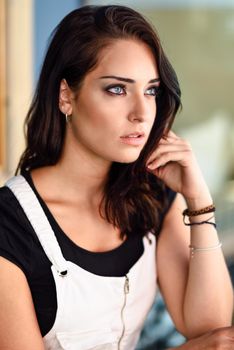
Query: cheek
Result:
<box><xmin>77</xmin><ymin>93</ymin><xmax>118</xmax><ymax>121</ymax></box>
<box><xmin>73</xmin><ymin>107</ymin><xmax>121</xmax><ymax>144</ymax></box>
<box><xmin>151</xmin><ymin>98</ymin><xmax>157</xmax><ymax>115</ymax></box>
<box><xmin>78</xmin><ymin>99</ymin><xmax>125</xmax><ymax>134</ymax></box>
<box><xmin>147</xmin><ymin>102</ymin><xmax>157</xmax><ymax>128</ymax></box>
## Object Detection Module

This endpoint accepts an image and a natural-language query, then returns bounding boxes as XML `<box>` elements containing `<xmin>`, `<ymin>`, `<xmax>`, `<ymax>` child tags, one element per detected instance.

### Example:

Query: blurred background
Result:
<box><xmin>0</xmin><ymin>0</ymin><xmax>233</xmax><ymax>348</ymax></box>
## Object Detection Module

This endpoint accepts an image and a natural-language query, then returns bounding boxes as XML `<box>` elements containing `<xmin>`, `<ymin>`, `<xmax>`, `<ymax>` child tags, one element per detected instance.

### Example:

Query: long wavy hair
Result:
<box><xmin>17</xmin><ymin>5</ymin><xmax>181</xmax><ymax>238</ymax></box>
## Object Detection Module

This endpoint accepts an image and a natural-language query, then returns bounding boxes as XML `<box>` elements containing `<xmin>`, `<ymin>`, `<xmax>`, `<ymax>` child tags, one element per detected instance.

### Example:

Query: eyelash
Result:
<box><xmin>104</xmin><ymin>84</ymin><xmax>160</xmax><ymax>97</ymax></box>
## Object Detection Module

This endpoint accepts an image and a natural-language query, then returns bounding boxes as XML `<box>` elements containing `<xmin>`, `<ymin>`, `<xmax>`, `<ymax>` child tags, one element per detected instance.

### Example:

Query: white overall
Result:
<box><xmin>6</xmin><ymin>176</ymin><xmax>157</xmax><ymax>350</ymax></box>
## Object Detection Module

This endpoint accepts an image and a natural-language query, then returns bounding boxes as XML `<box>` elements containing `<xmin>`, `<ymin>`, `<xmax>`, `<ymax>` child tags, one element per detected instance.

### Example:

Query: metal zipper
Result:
<box><xmin>117</xmin><ymin>274</ymin><xmax>129</xmax><ymax>350</ymax></box>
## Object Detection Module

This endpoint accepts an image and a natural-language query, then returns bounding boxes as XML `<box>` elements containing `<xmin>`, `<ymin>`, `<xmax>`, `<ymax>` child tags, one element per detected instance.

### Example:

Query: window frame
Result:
<box><xmin>0</xmin><ymin>0</ymin><xmax>6</xmax><ymax>170</ymax></box>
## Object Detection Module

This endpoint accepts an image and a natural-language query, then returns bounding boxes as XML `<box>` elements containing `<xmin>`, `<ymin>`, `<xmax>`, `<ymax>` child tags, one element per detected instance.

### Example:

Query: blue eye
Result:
<box><xmin>145</xmin><ymin>86</ymin><xmax>160</xmax><ymax>96</ymax></box>
<box><xmin>106</xmin><ymin>85</ymin><xmax>126</xmax><ymax>95</ymax></box>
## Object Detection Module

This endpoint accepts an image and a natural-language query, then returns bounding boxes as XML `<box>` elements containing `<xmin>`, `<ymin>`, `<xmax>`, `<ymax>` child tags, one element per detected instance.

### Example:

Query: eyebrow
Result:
<box><xmin>99</xmin><ymin>75</ymin><xmax>160</xmax><ymax>84</ymax></box>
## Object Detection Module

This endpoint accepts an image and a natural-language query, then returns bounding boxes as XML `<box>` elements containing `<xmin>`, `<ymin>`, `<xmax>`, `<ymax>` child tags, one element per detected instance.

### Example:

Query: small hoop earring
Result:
<box><xmin>65</xmin><ymin>113</ymin><xmax>71</xmax><ymax>123</ymax></box>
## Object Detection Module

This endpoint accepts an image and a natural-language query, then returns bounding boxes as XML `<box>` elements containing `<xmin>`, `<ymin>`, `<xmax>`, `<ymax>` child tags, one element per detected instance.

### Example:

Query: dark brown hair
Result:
<box><xmin>17</xmin><ymin>5</ymin><xmax>181</xmax><ymax>237</ymax></box>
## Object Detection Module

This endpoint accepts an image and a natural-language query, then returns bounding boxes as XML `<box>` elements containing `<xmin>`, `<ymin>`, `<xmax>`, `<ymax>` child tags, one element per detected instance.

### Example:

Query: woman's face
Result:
<box><xmin>67</xmin><ymin>39</ymin><xmax>160</xmax><ymax>164</ymax></box>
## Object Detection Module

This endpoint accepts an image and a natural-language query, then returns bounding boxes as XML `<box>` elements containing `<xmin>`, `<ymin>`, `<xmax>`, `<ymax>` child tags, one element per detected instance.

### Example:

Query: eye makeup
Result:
<box><xmin>103</xmin><ymin>83</ymin><xmax>160</xmax><ymax>97</ymax></box>
<box><xmin>145</xmin><ymin>85</ymin><xmax>160</xmax><ymax>97</ymax></box>
<box><xmin>104</xmin><ymin>84</ymin><xmax>126</xmax><ymax>96</ymax></box>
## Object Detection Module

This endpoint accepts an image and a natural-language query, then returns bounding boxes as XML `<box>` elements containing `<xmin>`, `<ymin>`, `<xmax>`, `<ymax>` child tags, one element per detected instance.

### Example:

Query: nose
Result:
<box><xmin>127</xmin><ymin>94</ymin><xmax>152</xmax><ymax>123</ymax></box>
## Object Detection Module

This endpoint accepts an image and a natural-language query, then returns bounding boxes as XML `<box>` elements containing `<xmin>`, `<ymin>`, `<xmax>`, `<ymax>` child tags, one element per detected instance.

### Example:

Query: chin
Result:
<box><xmin>114</xmin><ymin>152</ymin><xmax>141</xmax><ymax>164</ymax></box>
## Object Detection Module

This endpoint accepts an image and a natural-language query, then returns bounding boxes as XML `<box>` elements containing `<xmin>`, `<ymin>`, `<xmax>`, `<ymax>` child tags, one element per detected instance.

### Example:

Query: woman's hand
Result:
<box><xmin>174</xmin><ymin>326</ymin><xmax>234</xmax><ymax>350</ymax></box>
<box><xmin>146</xmin><ymin>131</ymin><xmax>211</xmax><ymax>203</ymax></box>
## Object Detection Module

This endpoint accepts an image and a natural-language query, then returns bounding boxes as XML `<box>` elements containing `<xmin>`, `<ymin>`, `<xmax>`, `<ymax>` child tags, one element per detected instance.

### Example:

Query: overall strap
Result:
<box><xmin>6</xmin><ymin>175</ymin><xmax>68</xmax><ymax>276</ymax></box>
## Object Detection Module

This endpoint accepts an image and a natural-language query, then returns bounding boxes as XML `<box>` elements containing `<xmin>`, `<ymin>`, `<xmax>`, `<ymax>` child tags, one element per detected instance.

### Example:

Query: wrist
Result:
<box><xmin>183</xmin><ymin>201</ymin><xmax>216</xmax><ymax>224</ymax></box>
<box><xmin>188</xmin><ymin>213</ymin><xmax>215</xmax><ymax>224</ymax></box>
<box><xmin>185</xmin><ymin>193</ymin><xmax>213</xmax><ymax>212</ymax></box>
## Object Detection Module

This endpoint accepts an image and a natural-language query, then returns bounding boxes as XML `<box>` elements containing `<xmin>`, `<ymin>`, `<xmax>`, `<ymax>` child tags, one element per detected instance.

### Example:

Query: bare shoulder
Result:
<box><xmin>0</xmin><ymin>257</ymin><xmax>45</xmax><ymax>350</ymax></box>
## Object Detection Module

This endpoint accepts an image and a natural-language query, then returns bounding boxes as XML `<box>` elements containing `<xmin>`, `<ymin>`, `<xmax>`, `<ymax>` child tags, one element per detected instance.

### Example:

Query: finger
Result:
<box><xmin>167</xmin><ymin>130</ymin><xmax>180</xmax><ymax>138</ymax></box>
<box><xmin>160</xmin><ymin>135</ymin><xmax>184</xmax><ymax>143</ymax></box>
<box><xmin>147</xmin><ymin>144</ymin><xmax>192</xmax><ymax>165</ymax></box>
<box><xmin>147</xmin><ymin>150</ymin><xmax>191</xmax><ymax>169</ymax></box>
<box><xmin>158</xmin><ymin>143</ymin><xmax>190</xmax><ymax>152</ymax></box>
<box><xmin>159</xmin><ymin>137</ymin><xmax>178</xmax><ymax>145</ymax></box>
<box><xmin>163</xmin><ymin>130</ymin><xmax>180</xmax><ymax>140</ymax></box>
<box><xmin>158</xmin><ymin>138</ymin><xmax>192</xmax><ymax>153</ymax></box>
<box><xmin>160</xmin><ymin>135</ymin><xmax>185</xmax><ymax>146</ymax></box>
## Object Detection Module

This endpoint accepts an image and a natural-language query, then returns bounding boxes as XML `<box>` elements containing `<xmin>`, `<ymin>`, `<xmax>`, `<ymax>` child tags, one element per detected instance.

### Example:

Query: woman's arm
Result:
<box><xmin>0</xmin><ymin>257</ymin><xmax>45</xmax><ymax>350</ymax></box>
<box><xmin>169</xmin><ymin>326</ymin><xmax>234</xmax><ymax>349</ymax></box>
<box><xmin>157</xmin><ymin>194</ymin><xmax>233</xmax><ymax>338</ymax></box>
<box><xmin>147</xmin><ymin>131</ymin><xmax>233</xmax><ymax>338</ymax></box>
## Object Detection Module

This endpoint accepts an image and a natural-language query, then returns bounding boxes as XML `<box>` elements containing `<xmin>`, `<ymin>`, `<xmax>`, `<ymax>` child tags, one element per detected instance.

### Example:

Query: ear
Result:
<box><xmin>59</xmin><ymin>79</ymin><xmax>73</xmax><ymax>115</ymax></box>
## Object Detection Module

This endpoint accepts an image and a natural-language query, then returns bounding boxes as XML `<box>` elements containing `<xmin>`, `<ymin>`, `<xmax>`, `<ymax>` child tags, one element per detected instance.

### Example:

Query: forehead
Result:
<box><xmin>85</xmin><ymin>39</ymin><xmax>159</xmax><ymax>82</ymax></box>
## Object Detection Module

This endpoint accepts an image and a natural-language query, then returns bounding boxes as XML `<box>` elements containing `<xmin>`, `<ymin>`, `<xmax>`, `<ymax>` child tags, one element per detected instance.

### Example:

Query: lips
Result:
<box><xmin>120</xmin><ymin>132</ymin><xmax>146</xmax><ymax>146</ymax></box>
<box><xmin>120</xmin><ymin>132</ymin><xmax>145</xmax><ymax>138</ymax></box>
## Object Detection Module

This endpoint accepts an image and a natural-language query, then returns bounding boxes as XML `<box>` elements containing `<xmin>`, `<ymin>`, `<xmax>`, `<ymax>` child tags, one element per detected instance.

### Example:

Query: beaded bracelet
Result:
<box><xmin>183</xmin><ymin>204</ymin><xmax>215</xmax><ymax>217</ymax></box>
<box><xmin>189</xmin><ymin>242</ymin><xmax>222</xmax><ymax>258</ymax></box>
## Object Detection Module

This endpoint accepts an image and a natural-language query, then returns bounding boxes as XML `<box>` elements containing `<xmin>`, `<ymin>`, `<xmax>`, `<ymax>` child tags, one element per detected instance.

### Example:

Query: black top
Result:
<box><xmin>0</xmin><ymin>172</ymin><xmax>176</xmax><ymax>336</ymax></box>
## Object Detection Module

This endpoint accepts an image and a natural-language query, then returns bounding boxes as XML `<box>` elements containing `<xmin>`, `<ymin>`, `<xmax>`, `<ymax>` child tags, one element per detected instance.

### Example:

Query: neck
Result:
<box><xmin>52</xmin><ymin>133</ymin><xmax>112</xmax><ymax>204</ymax></box>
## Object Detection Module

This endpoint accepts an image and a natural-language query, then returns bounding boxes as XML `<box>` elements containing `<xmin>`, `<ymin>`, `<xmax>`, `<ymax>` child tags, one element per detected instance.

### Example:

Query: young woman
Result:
<box><xmin>0</xmin><ymin>5</ymin><xmax>233</xmax><ymax>350</ymax></box>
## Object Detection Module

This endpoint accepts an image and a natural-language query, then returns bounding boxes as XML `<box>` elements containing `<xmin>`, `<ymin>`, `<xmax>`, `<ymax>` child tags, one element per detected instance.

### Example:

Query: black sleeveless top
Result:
<box><xmin>0</xmin><ymin>172</ymin><xmax>176</xmax><ymax>336</ymax></box>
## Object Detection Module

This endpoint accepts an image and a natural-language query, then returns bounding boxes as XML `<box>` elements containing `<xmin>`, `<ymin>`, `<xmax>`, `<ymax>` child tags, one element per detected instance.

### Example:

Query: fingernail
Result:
<box><xmin>147</xmin><ymin>163</ymin><xmax>154</xmax><ymax>169</ymax></box>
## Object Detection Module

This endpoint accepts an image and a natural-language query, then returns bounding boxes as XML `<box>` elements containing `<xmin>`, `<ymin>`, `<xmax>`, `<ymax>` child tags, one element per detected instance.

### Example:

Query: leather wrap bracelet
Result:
<box><xmin>183</xmin><ymin>204</ymin><xmax>215</xmax><ymax>217</ymax></box>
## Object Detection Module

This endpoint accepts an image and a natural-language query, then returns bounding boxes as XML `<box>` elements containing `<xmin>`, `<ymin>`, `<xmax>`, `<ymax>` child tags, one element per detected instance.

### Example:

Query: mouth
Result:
<box><xmin>120</xmin><ymin>132</ymin><xmax>146</xmax><ymax>146</ymax></box>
